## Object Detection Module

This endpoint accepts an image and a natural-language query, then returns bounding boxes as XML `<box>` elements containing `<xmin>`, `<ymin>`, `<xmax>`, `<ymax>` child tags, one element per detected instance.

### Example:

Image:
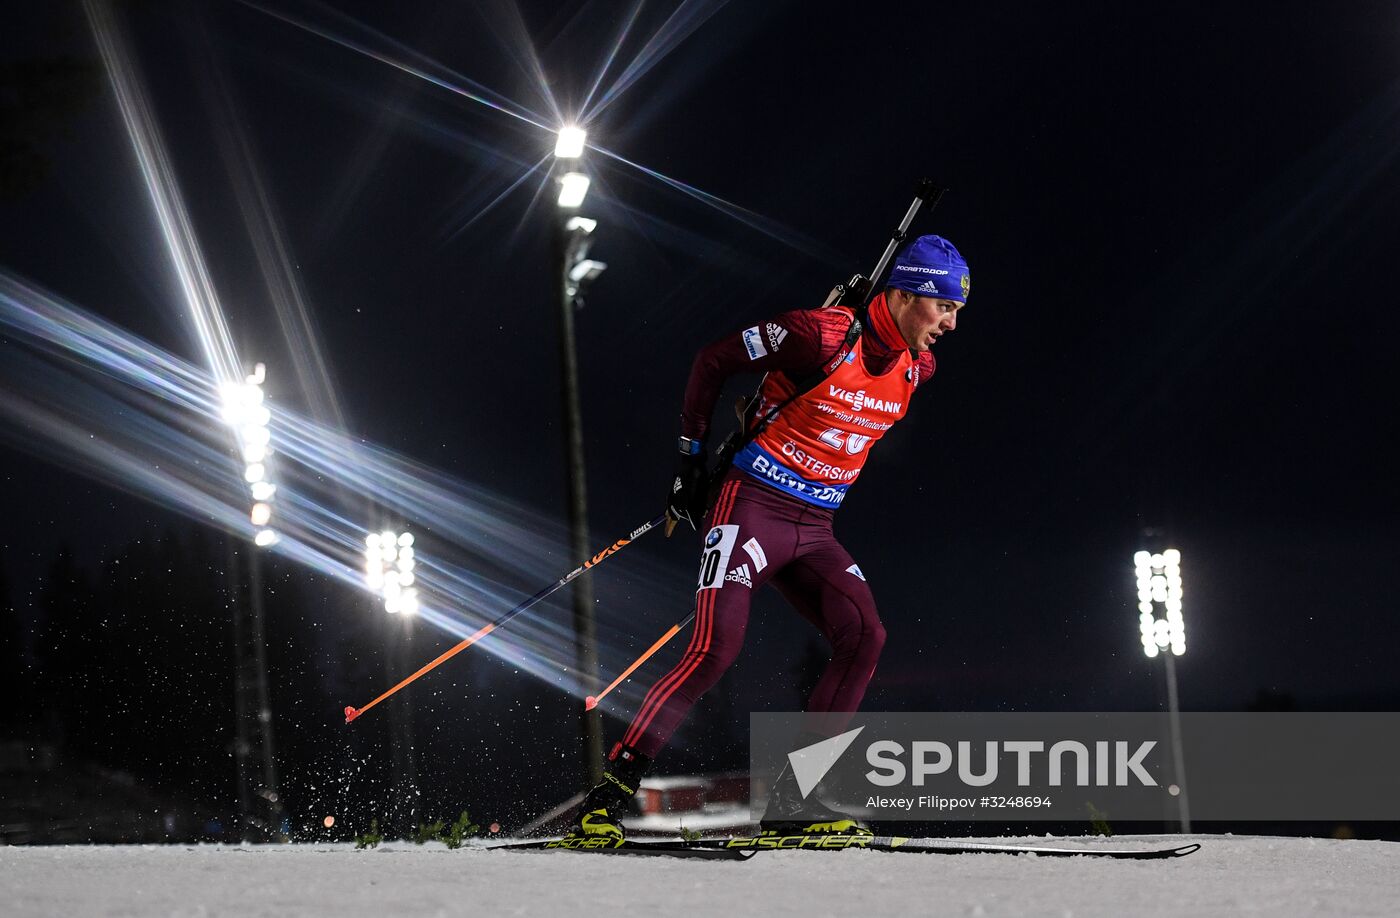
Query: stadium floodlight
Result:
<box><xmin>555</xmin><ymin>126</ymin><xmax>587</xmax><ymax>159</ymax></box>
<box><xmin>363</xmin><ymin>529</ymin><xmax>419</xmax><ymax>615</ymax></box>
<box><xmin>224</xmin><ymin>362</ymin><xmax>278</xmax><ymax>549</ymax></box>
<box><xmin>557</xmin><ymin>172</ymin><xmax>590</xmax><ymax>208</ymax></box>
<box><xmin>1135</xmin><ymin>547</ymin><xmax>1185</xmax><ymax>658</ymax></box>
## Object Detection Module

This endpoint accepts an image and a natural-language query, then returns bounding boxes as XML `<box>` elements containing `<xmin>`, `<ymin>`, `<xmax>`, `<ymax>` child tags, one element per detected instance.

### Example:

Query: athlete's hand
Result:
<box><xmin>666</xmin><ymin>453</ymin><xmax>709</xmax><ymax>535</ymax></box>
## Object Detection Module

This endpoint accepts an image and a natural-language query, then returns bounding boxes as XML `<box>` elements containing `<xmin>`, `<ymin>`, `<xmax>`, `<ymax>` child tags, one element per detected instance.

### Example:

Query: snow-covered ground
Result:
<box><xmin>2</xmin><ymin>835</ymin><xmax>1397</xmax><ymax>917</ymax></box>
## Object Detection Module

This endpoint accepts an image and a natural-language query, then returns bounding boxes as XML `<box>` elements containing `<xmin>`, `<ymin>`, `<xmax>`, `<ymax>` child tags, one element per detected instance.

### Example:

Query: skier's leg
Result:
<box><xmin>770</xmin><ymin>537</ymin><xmax>886</xmax><ymax>728</ymax></box>
<box><xmin>620</xmin><ymin>476</ymin><xmax>794</xmax><ymax>758</ymax></box>
<box><xmin>576</xmin><ymin>476</ymin><xmax>796</xmax><ymax>837</ymax></box>
<box><xmin>761</xmin><ymin>537</ymin><xmax>885</xmax><ymax>835</ymax></box>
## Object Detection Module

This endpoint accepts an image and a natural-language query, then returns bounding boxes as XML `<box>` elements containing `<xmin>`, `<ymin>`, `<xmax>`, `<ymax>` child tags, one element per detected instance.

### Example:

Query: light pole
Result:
<box><xmin>220</xmin><ymin>363</ymin><xmax>282</xmax><ymax>839</ymax></box>
<box><xmin>1134</xmin><ymin>547</ymin><xmax>1190</xmax><ymax>832</ymax></box>
<box><xmin>365</xmin><ymin>530</ymin><xmax>419</xmax><ymax>828</ymax></box>
<box><xmin>554</xmin><ymin>126</ymin><xmax>606</xmax><ymax>784</ymax></box>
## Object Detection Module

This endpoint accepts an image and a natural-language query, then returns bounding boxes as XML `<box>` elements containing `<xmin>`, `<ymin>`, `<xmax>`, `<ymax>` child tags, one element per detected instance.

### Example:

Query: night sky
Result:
<box><xmin>4</xmin><ymin>0</ymin><xmax>1400</xmax><ymax>778</ymax></box>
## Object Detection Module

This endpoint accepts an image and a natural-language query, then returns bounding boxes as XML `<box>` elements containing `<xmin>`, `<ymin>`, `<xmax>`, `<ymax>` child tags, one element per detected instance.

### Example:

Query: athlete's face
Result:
<box><xmin>889</xmin><ymin>289</ymin><xmax>962</xmax><ymax>351</ymax></box>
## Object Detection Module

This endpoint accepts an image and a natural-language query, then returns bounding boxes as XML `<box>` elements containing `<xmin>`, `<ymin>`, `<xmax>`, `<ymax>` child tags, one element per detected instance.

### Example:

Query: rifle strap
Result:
<box><xmin>724</xmin><ymin>307</ymin><xmax>866</xmax><ymax>463</ymax></box>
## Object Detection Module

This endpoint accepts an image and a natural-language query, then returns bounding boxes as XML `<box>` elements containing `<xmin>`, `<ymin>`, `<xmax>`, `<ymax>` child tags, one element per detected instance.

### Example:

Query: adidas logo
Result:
<box><xmin>916</xmin><ymin>279</ymin><xmax>940</xmax><ymax>295</ymax></box>
<box><xmin>725</xmin><ymin>563</ymin><xmax>753</xmax><ymax>588</ymax></box>
<box><xmin>766</xmin><ymin>323</ymin><xmax>788</xmax><ymax>351</ymax></box>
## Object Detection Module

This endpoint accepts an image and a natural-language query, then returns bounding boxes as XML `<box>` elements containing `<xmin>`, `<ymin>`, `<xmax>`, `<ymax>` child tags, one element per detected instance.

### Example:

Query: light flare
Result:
<box><xmin>240</xmin><ymin>0</ymin><xmax>552</xmax><ymax>132</ymax></box>
<box><xmin>582</xmin><ymin>0</ymin><xmax>732</xmax><ymax>124</ymax></box>
<box><xmin>85</xmin><ymin>0</ymin><xmax>244</xmax><ymax>389</ymax></box>
<box><xmin>241</xmin><ymin>0</ymin><xmax>824</xmax><ymax>259</ymax></box>
<box><xmin>0</xmin><ymin>273</ymin><xmax>689</xmax><ymax>716</ymax></box>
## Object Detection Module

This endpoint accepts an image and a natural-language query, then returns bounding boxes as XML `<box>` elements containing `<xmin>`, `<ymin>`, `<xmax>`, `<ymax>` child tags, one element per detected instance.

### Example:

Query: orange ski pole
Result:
<box><xmin>345</xmin><ymin>513</ymin><xmax>667</xmax><ymax>724</ymax></box>
<box><xmin>585</xmin><ymin>607</ymin><xmax>696</xmax><ymax>711</ymax></box>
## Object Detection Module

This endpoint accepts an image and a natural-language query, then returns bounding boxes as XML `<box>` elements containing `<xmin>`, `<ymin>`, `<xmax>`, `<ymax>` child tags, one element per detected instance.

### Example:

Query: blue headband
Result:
<box><xmin>885</xmin><ymin>234</ymin><xmax>970</xmax><ymax>303</ymax></box>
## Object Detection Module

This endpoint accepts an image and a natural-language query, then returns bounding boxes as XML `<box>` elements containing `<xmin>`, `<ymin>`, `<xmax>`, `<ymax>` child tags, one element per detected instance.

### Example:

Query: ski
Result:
<box><xmin>485</xmin><ymin>835</ymin><xmax>1198</xmax><ymax>860</ymax></box>
<box><xmin>483</xmin><ymin>837</ymin><xmax>752</xmax><ymax>861</ymax></box>
<box><xmin>683</xmin><ymin>835</ymin><xmax>1201</xmax><ymax>859</ymax></box>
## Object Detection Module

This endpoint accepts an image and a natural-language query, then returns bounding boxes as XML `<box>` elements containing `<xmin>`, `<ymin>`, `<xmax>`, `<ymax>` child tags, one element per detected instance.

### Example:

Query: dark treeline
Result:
<box><xmin>31</xmin><ymin>534</ymin><xmax>240</xmax><ymax>807</ymax></box>
<box><xmin>0</xmin><ymin>525</ymin><xmax>588</xmax><ymax>841</ymax></box>
<box><xmin>1</xmin><ymin>556</ymin><xmax>17</xmax><ymax>720</ymax></box>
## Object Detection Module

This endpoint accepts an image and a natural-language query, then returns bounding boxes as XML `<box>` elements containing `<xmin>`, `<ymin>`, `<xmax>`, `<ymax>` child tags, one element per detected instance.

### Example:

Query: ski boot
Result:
<box><xmin>568</xmin><ymin>744</ymin><xmax>652</xmax><ymax>841</ymax></box>
<box><xmin>759</xmin><ymin>761</ymin><xmax>873</xmax><ymax>837</ymax></box>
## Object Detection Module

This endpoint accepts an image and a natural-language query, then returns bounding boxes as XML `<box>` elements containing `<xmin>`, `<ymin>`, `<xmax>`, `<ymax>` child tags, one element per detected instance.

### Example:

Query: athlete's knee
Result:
<box><xmin>703</xmin><ymin>640</ymin><xmax>744</xmax><ymax>675</ymax></box>
<box><xmin>829</xmin><ymin>607</ymin><xmax>886</xmax><ymax>660</ymax></box>
<box><xmin>866</xmin><ymin>618</ymin><xmax>887</xmax><ymax>656</ymax></box>
<box><xmin>856</xmin><ymin>617</ymin><xmax>887</xmax><ymax>665</ymax></box>
<box><xmin>680</xmin><ymin>639</ymin><xmax>743</xmax><ymax>691</ymax></box>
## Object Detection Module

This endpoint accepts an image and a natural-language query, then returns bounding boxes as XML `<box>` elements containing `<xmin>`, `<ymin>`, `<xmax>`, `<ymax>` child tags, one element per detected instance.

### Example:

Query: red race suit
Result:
<box><xmin>618</xmin><ymin>292</ymin><xmax>937</xmax><ymax>759</ymax></box>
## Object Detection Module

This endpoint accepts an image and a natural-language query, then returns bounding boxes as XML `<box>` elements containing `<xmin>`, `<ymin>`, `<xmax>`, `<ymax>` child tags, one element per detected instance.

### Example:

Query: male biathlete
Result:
<box><xmin>573</xmin><ymin>234</ymin><xmax>970</xmax><ymax>840</ymax></box>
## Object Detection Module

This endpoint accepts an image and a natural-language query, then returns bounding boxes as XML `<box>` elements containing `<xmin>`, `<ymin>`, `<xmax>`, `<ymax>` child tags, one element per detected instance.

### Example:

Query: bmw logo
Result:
<box><xmin>705</xmin><ymin>528</ymin><xmax>722</xmax><ymax>548</ymax></box>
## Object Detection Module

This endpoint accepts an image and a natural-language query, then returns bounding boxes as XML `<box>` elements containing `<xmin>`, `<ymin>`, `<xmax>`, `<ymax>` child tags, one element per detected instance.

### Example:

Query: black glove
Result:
<box><xmin>666</xmin><ymin>448</ymin><xmax>710</xmax><ymax>534</ymax></box>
